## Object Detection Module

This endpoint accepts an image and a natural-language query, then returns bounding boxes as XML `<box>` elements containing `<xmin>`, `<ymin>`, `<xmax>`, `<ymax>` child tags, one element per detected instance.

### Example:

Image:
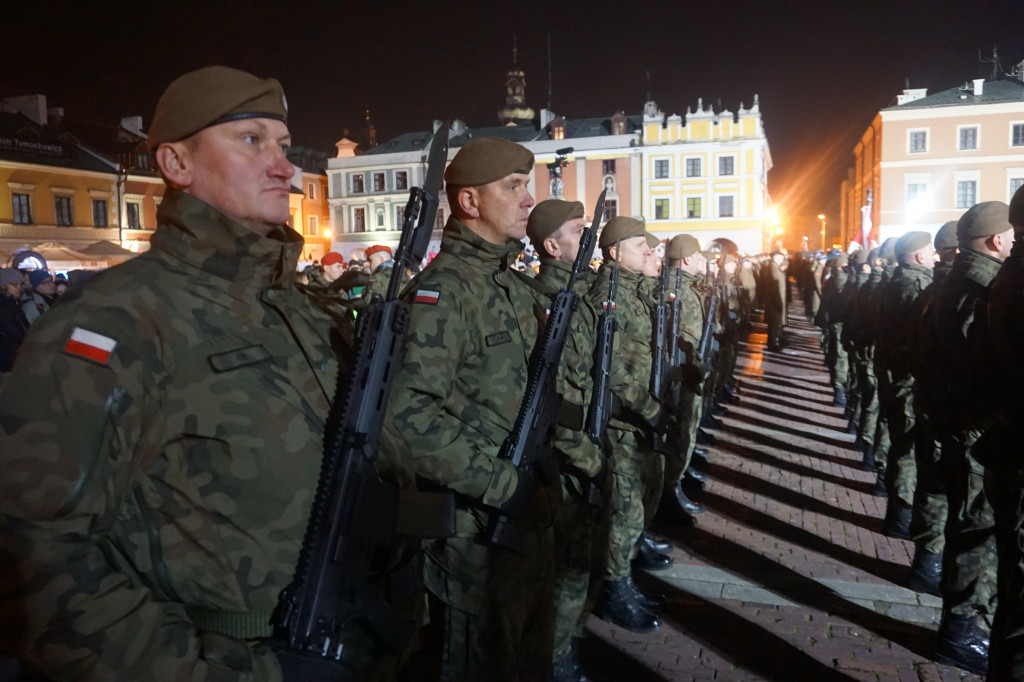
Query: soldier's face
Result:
<box><xmin>177</xmin><ymin>118</ymin><xmax>294</xmax><ymax>235</ymax></box>
<box><xmin>615</xmin><ymin>235</ymin><xmax>649</xmax><ymax>273</ymax></box>
<box><xmin>549</xmin><ymin>217</ymin><xmax>586</xmax><ymax>264</ymax></box>
<box><xmin>475</xmin><ymin>172</ymin><xmax>535</xmax><ymax>244</ymax></box>
<box><xmin>323</xmin><ymin>262</ymin><xmax>345</xmax><ymax>282</ymax></box>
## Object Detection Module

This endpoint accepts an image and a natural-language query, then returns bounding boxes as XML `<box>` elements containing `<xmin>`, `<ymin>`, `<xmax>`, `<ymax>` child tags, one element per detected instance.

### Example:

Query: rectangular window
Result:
<box><xmin>686</xmin><ymin>197</ymin><xmax>702</xmax><ymax>218</ymax></box>
<box><xmin>54</xmin><ymin>196</ymin><xmax>73</xmax><ymax>226</ymax></box>
<box><xmin>718</xmin><ymin>195</ymin><xmax>734</xmax><ymax>217</ymax></box>
<box><xmin>307</xmin><ymin>216</ymin><xmax>318</xmax><ymax>235</ymax></box>
<box><xmin>126</xmin><ymin>202</ymin><xmax>142</xmax><ymax>229</ymax></box>
<box><xmin>351</xmin><ymin>174</ymin><xmax>364</xmax><ymax>193</ymax></box>
<box><xmin>907</xmin><ymin>183</ymin><xmax>927</xmax><ymax>202</ymax></box>
<box><xmin>686</xmin><ymin>158</ymin><xmax>701</xmax><ymax>177</ymax></box>
<box><xmin>909</xmin><ymin>130</ymin><xmax>927</xmax><ymax>153</ymax></box>
<box><xmin>12</xmin><ymin>193</ymin><xmax>31</xmax><ymax>224</ymax></box>
<box><xmin>307</xmin><ymin>182</ymin><xmax>316</xmax><ymax>200</ymax></box>
<box><xmin>92</xmin><ymin>199</ymin><xmax>108</xmax><ymax>227</ymax></box>
<box><xmin>353</xmin><ymin>207</ymin><xmax>365</xmax><ymax>231</ymax></box>
<box><xmin>602</xmin><ymin>159</ymin><xmax>616</xmax><ymax>175</ymax></box>
<box><xmin>654</xmin><ymin>159</ymin><xmax>669</xmax><ymax>179</ymax></box>
<box><xmin>1010</xmin><ymin>177</ymin><xmax>1024</xmax><ymax>197</ymax></box>
<box><xmin>604</xmin><ymin>199</ymin><xmax>617</xmax><ymax>220</ymax></box>
<box><xmin>395</xmin><ymin>171</ymin><xmax>408</xmax><ymax>191</ymax></box>
<box><xmin>719</xmin><ymin>156</ymin><xmax>734</xmax><ymax>176</ymax></box>
<box><xmin>956</xmin><ymin>180</ymin><xmax>977</xmax><ymax>209</ymax></box>
<box><xmin>1013</xmin><ymin>124</ymin><xmax>1024</xmax><ymax>147</ymax></box>
<box><xmin>959</xmin><ymin>126</ymin><xmax>978</xmax><ymax>150</ymax></box>
<box><xmin>396</xmin><ymin>205</ymin><xmax>405</xmax><ymax>227</ymax></box>
<box><xmin>373</xmin><ymin>173</ymin><xmax>385</xmax><ymax>192</ymax></box>
<box><xmin>655</xmin><ymin>198</ymin><xmax>670</xmax><ymax>220</ymax></box>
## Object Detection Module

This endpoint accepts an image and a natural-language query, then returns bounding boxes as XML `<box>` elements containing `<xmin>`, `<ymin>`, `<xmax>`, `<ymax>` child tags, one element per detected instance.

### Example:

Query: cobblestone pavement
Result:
<box><xmin>580</xmin><ymin>303</ymin><xmax>982</xmax><ymax>682</ymax></box>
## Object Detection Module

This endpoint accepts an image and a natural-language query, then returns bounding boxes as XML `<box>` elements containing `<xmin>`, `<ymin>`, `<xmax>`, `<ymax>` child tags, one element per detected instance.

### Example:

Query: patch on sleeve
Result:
<box><xmin>63</xmin><ymin>327</ymin><xmax>117</xmax><ymax>365</ymax></box>
<box><xmin>413</xmin><ymin>289</ymin><xmax>440</xmax><ymax>304</ymax></box>
<box><xmin>485</xmin><ymin>331</ymin><xmax>512</xmax><ymax>347</ymax></box>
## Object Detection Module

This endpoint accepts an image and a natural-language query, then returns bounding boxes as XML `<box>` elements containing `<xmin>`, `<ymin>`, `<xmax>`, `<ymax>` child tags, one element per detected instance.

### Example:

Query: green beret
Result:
<box><xmin>444</xmin><ymin>137</ymin><xmax>534</xmax><ymax>186</ymax></box>
<box><xmin>879</xmin><ymin>237</ymin><xmax>897</xmax><ymax>261</ymax></box>
<box><xmin>849</xmin><ymin>248</ymin><xmax>869</xmax><ymax>266</ymax></box>
<box><xmin>934</xmin><ymin>221</ymin><xmax>959</xmax><ymax>249</ymax></box>
<box><xmin>668</xmin><ymin>234</ymin><xmax>700</xmax><ymax>260</ymax></box>
<box><xmin>957</xmin><ymin>201</ymin><xmax>1010</xmax><ymax>244</ymax></box>
<box><xmin>894</xmin><ymin>230</ymin><xmax>932</xmax><ymax>260</ymax></box>
<box><xmin>831</xmin><ymin>252</ymin><xmax>849</xmax><ymax>268</ymax></box>
<box><xmin>645</xmin><ymin>233</ymin><xmax>660</xmax><ymax>249</ymax></box>
<box><xmin>867</xmin><ymin>247</ymin><xmax>880</xmax><ymax>264</ymax></box>
<box><xmin>526</xmin><ymin>200</ymin><xmax>584</xmax><ymax>245</ymax></box>
<box><xmin>599</xmin><ymin>216</ymin><xmax>646</xmax><ymax>248</ymax></box>
<box><xmin>1011</xmin><ymin>184</ymin><xmax>1024</xmax><ymax>227</ymax></box>
<box><xmin>147</xmin><ymin>66</ymin><xmax>287</xmax><ymax>151</ymax></box>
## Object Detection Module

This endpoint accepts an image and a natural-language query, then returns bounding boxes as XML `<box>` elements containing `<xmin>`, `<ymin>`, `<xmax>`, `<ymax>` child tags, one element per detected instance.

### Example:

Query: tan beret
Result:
<box><xmin>934</xmin><ymin>221</ymin><xmax>959</xmax><ymax>249</ymax></box>
<box><xmin>599</xmin><ymin>216</ymin><xmax>646</xmax><ymax>248</ymax></box>
<box><xmin>147</xmin><ymin>66</ymin><xmax>287</xmax><ymax>151</ymax></box>
<box><xmin>849</xmin><ymin>248</ymin><xmax>869</xmax><ymax>266</ymax></box>
<box><xmin>894</xmin><ymin>230</ymin><xmax>932</xmax><ymax>259</ymax></box>
<box><xmin>668</xmin><ymin>234</ymin><xmax>700</xmax><ymax>260</ymax></box>
<box><xmin>831</xmin><ymin>252</ymin><xmax>849</xmax><ymax>268</ymax></box>
<box><xmin>645</xmin><ymin>233</ymin><xmax>660</xmax><ymax>249</ymax></box>
<box><xmin>444</xmin><ymin>137</ymin><xmax>534</xmax><ymax>186</ymax></box>
<box><xmin>527</xmin><ymin>200</ymin><xmax>584</xmax><ymax>245</ymax></box>
<box><xmin>957</xmin><ymin>201</ymin><xmax>1010</xmax><ymax>244</ymax></box>
<box><xmin>1011</xmin><ymin>184</ymin><xmax>1024</xmax><ymax>227</ymax></box>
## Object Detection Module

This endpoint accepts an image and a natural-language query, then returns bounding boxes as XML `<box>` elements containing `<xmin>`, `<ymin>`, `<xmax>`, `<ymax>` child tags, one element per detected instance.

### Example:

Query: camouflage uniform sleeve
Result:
<box><xmin>0</xmin><ymin>311</ymin><xmax>280</xmax><ymax>681</ymax></box>
<box><xmin>552</xmin><ymin>297</ymin><xmax>603</xmax><ymax>477</ymax></box>
<box><xmin>386</xmin><ymin>284</ymin><xmax>519</xmax><ymax>508</ymax></box>
<box><xmin>609</xmin><ymin>300</ymin><xmax>661</xmax><ymax>421</ymax></box>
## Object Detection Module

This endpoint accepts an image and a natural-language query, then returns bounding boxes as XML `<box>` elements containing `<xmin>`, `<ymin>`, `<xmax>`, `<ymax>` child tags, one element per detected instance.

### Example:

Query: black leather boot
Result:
<box><xmin>882</xmin><ymin>501</ymin><xmax>911</xmax><ymax>539</ymax></box>
<box><xmin>633</xmin><ymin>537</ymin><xmax>672</xmax><ymax>570</ymax></box>
<box><xmin>702</xmin><ymin>414</ymin><xmax>724</xmax><ymax>429</ymax></box>
<box><xmin>907</xmin><ymin>547</ymin><xmax>942</xmax><ymax>596</ymax></box>
<box><xmin>641</xmin><ymin>532</ymin><xmax>672</xmax><ymax>553</ymax></box>
<box><xmin>682</xmin><ymin>469</ymin><xmax>706</xmax><ymax>491</ymax></box>
<box><xmin>691</xmin><ymin>446</ymin><xmax>710</xmax><ymax>460</ymax></box>
<box><xmin>549</xmin><ymin>647</ymin><xmax>590</xmax><ymax>682</ymax></box>
<box><xmin>672</xmin><ymin>483</ymin><xmax>705</xmax><ymax>515</ymax></box>
<box><xmin>859</xmin><ymin>442</ymin><xmax>876</xmax><ymax>471</ymax></box>
<box><xmin>934</xmin><ymin>613</ymin><xmax>989</xmax><ymax>676</ymax></box>
<box><xmin>627</xmin><ymin>575</ymin><xmax>666</xmax><ymax>609</ymax></box>
<box><xmin>696</xmin><ymin>429</ymin><xmax>717</xmax><ymax>445</ymax></box>
<box><xmin>595</xmin><ymin>577</ymin><xmax>661</xmax><ymax>633</ymax></box>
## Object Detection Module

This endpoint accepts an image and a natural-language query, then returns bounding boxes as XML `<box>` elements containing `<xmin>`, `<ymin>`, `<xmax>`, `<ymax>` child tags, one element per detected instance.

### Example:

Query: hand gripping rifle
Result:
<box><xmin>697</xmin><ymin>245</ymin><xmax>726</xmax><ymax>377</ymax></box>
<box><xmin>487</xmin><ymin>190</ymin><xmax>607</xmax><ymax>552</ymax></box>
<box><xmin>586</xmin><ymin>236</ymin><xmax>619</xmax><ymax>443</ymax></box>
<box><xmin>273</xmin><ymin>126</ymin><xmax>451</xmax><ymax>665</ymax></box>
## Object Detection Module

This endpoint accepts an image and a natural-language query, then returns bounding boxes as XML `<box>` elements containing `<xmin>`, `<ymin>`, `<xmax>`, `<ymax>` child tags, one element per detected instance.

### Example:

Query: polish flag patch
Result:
<box><xmin>413</xmin><ymin>290</ymin><xmax>440</xmax><ymax>304</ymax></box>
<box><xmin>63</xmin><ymin>327</ymin><xmax>117</xmax><ymax>365</ymax></box>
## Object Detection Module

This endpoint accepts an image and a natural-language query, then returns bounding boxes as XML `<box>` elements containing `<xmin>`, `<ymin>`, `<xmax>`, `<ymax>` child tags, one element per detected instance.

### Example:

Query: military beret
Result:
<box><xmin>1011</xmin><ymin>184</ymin><xmax>1024</xmax><ymax>227</ymax></box>
<box><xmin>894</xmin><ymin>230</ymin><xmax>932</xmax><ymax>259</ymax></box>
<box><xmin>849</xmin><ymin>248</ymin><xmax>869</xmax><ymax>266</ymax></box>
<box><xmin>645</xmin><ymin>233</ymin><xmax>660</xmax><ymax>249</ymax></box>
<box><xmin>527</xmin><ymin>200</ymin><xmax>584</xmax><ymax>245</ymax></box>
<box><xmin>599</xmin><ymin>216</ymin><xmax>646</xmax><ymax>248</ymax></box>
<box><xmin>668</xmin><ymin>234</ymin><xmax>701</xmax><ymax>260</ymax></box>
<box><xmin>956</xmin><ymin>201</ymin><xmax>1011</xmax><ymax>244</ymax></box>
<box><xmin>867</xmin><ymin>247</ymin><xmax>880</xmax><ymax>263</ymax></box>
<box><xmin>831</xmin><ymin>252</ymin><xmax>849</xmax><ymax>267</ymax></box>
<box><xmin>879</xmin><ymin>237</ymin><xmax>897</xmax><ymax>261</ymax></box>
<box><xmin>444</xmin><ymin>137</ymin><xmax>534</xmax><ymax>186</ymax></box>
<box><xmin>365</xmin><ymin>244</ymin><xmax>393</xmax><ymax>258</ymax></box>
<box><xmin>934</xmin><ymin>221</ymin><xmax>959</xmax><ymax>249</ymax></box>
<box><xmin>321</xmin><ymin>251</ymin><xmax>345</xmax><ymax>266</ymax></box>
<box><xmin>147</xmin><ymin>66</ymin><xmax>288</xmax><ymax>151</ymax></box>
<box><xmin>0</xmin><ymin>268</ymin><xmax>23</xmax><ymax>286</ymax></box>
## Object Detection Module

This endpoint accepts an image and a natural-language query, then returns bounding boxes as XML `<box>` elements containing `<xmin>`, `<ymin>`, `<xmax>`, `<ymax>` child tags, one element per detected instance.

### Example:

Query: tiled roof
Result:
<box><xmin>884</xmin><ymin>77</ymin><xmax>1024</xmax><ymax>110</ymax></box>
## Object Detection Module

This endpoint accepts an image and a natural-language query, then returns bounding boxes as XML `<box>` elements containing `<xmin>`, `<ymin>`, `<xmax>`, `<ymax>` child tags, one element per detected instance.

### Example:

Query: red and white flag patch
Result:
<box><xmin>63</xmin><ymin>327</ymin><xmax>117</xmax><ymax>365</ymax></box>
<box><xmin>413</xmin><ymin>289</ymin><xmax>440</xmax><ymax>304</ymax></box>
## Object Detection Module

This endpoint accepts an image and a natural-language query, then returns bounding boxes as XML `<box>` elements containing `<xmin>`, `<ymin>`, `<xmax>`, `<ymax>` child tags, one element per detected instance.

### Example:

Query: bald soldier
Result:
<box><xmin>383</xmin><ymin>138</ymin><xmax>560</xmax><ymax>681</ymax></box>
<box><xmin>0</xmin><ymin>67</ymin><xmax>373</xmax><ymax>680</ymax></box>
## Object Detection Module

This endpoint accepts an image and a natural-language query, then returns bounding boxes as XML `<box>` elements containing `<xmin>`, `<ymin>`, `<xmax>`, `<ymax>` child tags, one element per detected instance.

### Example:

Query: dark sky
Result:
<box><xmin>4</xmin><ymin>0</ymin><xmax>1023</xmax><ymax>230</ymax></box>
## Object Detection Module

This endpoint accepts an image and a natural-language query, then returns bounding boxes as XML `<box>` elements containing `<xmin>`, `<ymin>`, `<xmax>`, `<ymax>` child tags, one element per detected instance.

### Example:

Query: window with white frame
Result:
<box><xmin>655</xmin><ymin>198</ymin><xmax>670</xmax><ymax>220</ymax></box>
<box><xmin>906</xmin><ymin>182</ymin><xmax>927</xmax><ymax>203</ymax></box>
<box><xmin>958</xmin><ymin>126</ymin><xmax>978</xmax><ymax>150</ymax></box>
<box><xmin>686</xmin><ymin>197</ymin><xmax>701</xmax><ymax>218</ymax></box>
<box><xmin>395</xmin><ymin>171</ymin><xmax>408</xmax><ymax>191</ymax></box>
<box><xmin>307</xmin><ymin>215</ymin><xmax>318</xmax><ymax>235</ymax></box>
<box><xmin>353</xmin><ymin>207</ymin><xmax>366</xmax><ymax>231</ymax></box>
<box><xmin>126</xmin><ymin>201</ymin><xmax>142</xmax><ymax>229</ymax></box>
<box><xmin>373</xmin><ymin>173</ymin><xmax>385</xmax><ymax>192</ymax></box>
<box><xmin>396</xmin><ymin>205</ymin><xmax>405</xmax><ymax>227</ymax></box>
<box><xmin>685</xmin><ymin>158</ymin><xmax>701</xmax><ymax>177</ymax></box>
<box><xmin>908</xmin><ymin>129</ymin><xmax>928</xmax><ymax>153</ymax></box>
<box><xmin>718</xmin><ymin>156</ymin><xmax>735</xmax><ymax>176</ymax></box>
<box><xmin>351</xmin><ymin>174</ymin><xmax>364</xmax><ymax>194</ymax></box>
<box><xmin>654</xmin><ymin>159</ymin><xmax>669</xmax><ymax>179</ymax></box>
<box><xmin>718</xmin><ymin>195</ymin><xmax>734</xmax><ymax>217</ymax></box>
<box><xmin>375</xmin><ymin>207</ymin><xmax>385</xmax><ymax>229</ymax></box>
<box><xmin>12</xmin><ymin>192</ymin><xmax>31</xmax><ymax>224</ymax></box>
<box><xmin>1010</xmin><ymin>177</ymin><xmax>1024</xmax><ymax>198</ymax></box>
<box><xmin>1012</xmin><ymin>123</ymin><xmax>1024</xmax><ymax>147</ymax></box>
<box><xmin>956</xmin><ymin>180</ymin><xmax>977</xmax><ymax>209</ymax></box>
<box><xmin>307</xmin><ymin>182</ymin><xmax>316</xmax><ymax>200</ymax></box>
<box><xmin>604</xmin><ymin>199</ymin><xmax>617</xmax><ymax>220</ymax></box>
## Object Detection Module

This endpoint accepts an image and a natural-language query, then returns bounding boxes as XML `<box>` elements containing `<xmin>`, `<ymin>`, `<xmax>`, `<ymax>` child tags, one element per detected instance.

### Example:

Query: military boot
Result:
<box><xmin>549</xmin><ymin>648</ymin><xmax>590</xmax><ymax>682</ymax></box>
<box><xmin>872</xmin><ymin>469</ymin><xmax>888</xmax><ymax>497</ymax></box>
<box><xmin>682</xmin><ymin>468</ymin><xmax>706</xmax><ymax>491</ymax></box>
<box><xmin>641</xmin><ymin>532</ymin><xmax>672</xmax><ymax>553</ymax></box>
<box><xmin>934</xmin><ymin>613</ymin><xmax>989</xmax><ymax>676</ymax></box>
<box><xmin>907</xmin><ymin>547</ymin><xmax>942</xmax><ymax>597</ymax></box>
<box><xmin>883</xmin><ymin>501</ymin><xmax>912</xmax><ymax>539</ymax></box>
<box><xmin>633</xmin><ymin>537</ymin><xmax>672</xmax><ymax>570</ymax></box>
<box><xmin>859</xmin><ymin>441</ymin><xmax>877</xmax><ymax>471</ymax></box>
<box><xmin>696</xmin><ymin>429</ymin><xmax>716</xmax><ymax>446</ymax></box>
<box><xmin>595</xmin><ymin>577</ymin><xmax>661</xmax><ymax>633</ymax></box>
<box><xmin>691</xmin><ymin>446</ymin><xmax>710</xmax><ymax>461</ymax></box>
<box><xmin>627</xmin><ymin>575</ymin><xmax>666</xmax><ymax>609</ymax></box>
<box><xmin>701</xmin><ymin>413</ymin><xmax>724</xmax><ymax>429</ymax></box>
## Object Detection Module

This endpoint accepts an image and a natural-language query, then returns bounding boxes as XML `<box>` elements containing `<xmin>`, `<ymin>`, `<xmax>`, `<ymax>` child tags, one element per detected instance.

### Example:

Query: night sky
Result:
<box><xmin>4</xmin><ymin>0</ymin><xmax>1024</xmax><ymax>235</ymax></box>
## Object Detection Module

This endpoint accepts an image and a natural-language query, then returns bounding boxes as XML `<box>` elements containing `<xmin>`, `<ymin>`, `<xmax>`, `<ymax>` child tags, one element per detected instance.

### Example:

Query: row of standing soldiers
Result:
<box><xmin>794</xmin><ymin>192</ymin><xmax>1024</xmax><ymax>680</ymax></box>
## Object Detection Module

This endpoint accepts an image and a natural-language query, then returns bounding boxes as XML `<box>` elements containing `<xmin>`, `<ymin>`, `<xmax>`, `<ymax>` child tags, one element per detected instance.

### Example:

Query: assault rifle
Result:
<box><xmin>650</xmin><ymin>249</ymin><xmax>668</xmax><ymax>399</ymax></box>
<box><xmin>667</xmin><ymin>268</ymin><xmax>683</xmax><ymax>367</ymax></box>
<box><xmin>697</xmin><ymin>246</ymin><xmax>726</xmax><ymax>377</ymax></box>
<box><xmin>586</xmin><ymin>238</ymin><xmax>619</xmax><ymax>442</ymax></box>
<box><xmin>487</xmin><ymin>190</ymin><xmax>607</xmax><ymax>552</ymax></box>
<box><xmin>273</xmin><ymin>126</ymin><xmax>452</xmax><ymax>667</ymax></box>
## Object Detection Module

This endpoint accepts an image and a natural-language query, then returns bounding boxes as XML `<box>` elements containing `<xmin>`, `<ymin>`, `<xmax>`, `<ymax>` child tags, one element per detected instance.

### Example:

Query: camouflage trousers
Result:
<box><xmin>856</xmin><ymin>358</ymin><xmax>880</xmax><ymax>451</ymax></box>
<box><xmin>872</xmin><ymin>366</ymin><xmax>892</xmax><ymax>471</ymax></box>
<box><xmin>910</xmin><ymin>405</ymin><xmax>946</xmax><ymax>554</ymax></box>
<box><xmin>422</xmin><ymin>525</ymin><xmax>555</xmax><ymax>682</ymax></box>
<box><xmin>846</xmin><ymin>351</ymin><xmax>863</xmax><ymax>421</ymax></box>
<box><xmin>664</xmin><ymin>384</ymin><xmax>702</xmax><ymax>489</ymax></box>
<box><xmin>765</xmin><ymin>304</ymin><xmax>784</xmax><ymax>348</ymax></box>
<box><xmin>552</xmin><ymin>476</ymin><xmax>603</xmax><ymax>659</ymax></box>
<box><xmin>605</xmin><ymin>427</ymin><xmax>661</xmax><ymax>580</ymax></box>
<box><xmin>824</xmin><ymin>324</ymin><xmax>848</xmax><ymax>391</ymax></box>
<box><xmin>882</xmin><ymin>376</ymin><xmax>917</xmax><ymax>507</ymax></box>
<box><xmin>941</xmin><ymin>432</ymin><xmax>997</xmax><ymax>620</ymax></box>
<box><xmin>981</xmin><ymin>442</ymin><xmax>1024</xmax><ymax>682</ymax></box>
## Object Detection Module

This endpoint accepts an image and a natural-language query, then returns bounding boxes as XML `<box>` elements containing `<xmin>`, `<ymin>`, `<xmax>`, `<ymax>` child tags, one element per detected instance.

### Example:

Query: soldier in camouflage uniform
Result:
<box><xmin>382</xmin><ymin>137</ymin><xmax>560</xmax><ymax>682</ymax></box>
<box><xmin>519</xmin><ymin>200</ymin><xmax>604</xmax><ymax>682</ymax></box>
<box><xmin>839</xmin><ymin>248</ymin><xmax>869</xmax><ymax>426</ymax></box>
<box><xmin>867</xmin><ymin>238</ymin><xmax>899</xmax><ymax>482</ymax></box>
<box><xmin>587</xmin><ymin>217</ymin><xmax>665</xmax><ymax>635</ymax></box>
<box><xmin>765</xmin><ymin>251</ymin><xmax>788</xmax><ymax>351</ymax></box>
<box><xmin>843</xmin><ymin>247</ymin><xmax>882</xmax><ymax>471</ymax></box>
<box><xmin>928</xmin><ymin>204</ymin><xmax>1013</xmax><ymax>675</ymax></box>
<box><xmin>876</xmin><ymin>231</ymin><xmax>934</xmax><ymax>540</ymax></box>
<box><xmin>818</xmin><ymin>252</ymin><xmax>850</xmax><ymax>404</ymax></box>
<box><xmin>806</xmin><ymin>251</ymin><xmax>827</xmax><ymax>325</ymax></box>
<box><xmin>0</xmin><ymin>67</ymin><xmax>389</xmax><ymax>681</ymax></box>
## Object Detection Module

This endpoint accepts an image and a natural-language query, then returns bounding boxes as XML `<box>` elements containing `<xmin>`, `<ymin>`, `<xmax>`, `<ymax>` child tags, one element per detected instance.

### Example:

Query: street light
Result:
<box><xmin>817</xmin><ymin>214</ymin><xmax>826</xmax><ymax>251</ymax></box>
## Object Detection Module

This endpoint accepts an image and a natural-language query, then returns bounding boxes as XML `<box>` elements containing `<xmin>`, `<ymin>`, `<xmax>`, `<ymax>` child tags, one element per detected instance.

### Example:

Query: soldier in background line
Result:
<box><xmin>818</xmin><ymin>251</ymin><xmax>850</xmax><ymax>405</ymax></box>
<box><xmin>838</xmin><ymin>248</ymin><xmax>869</xmax><ymax>427</ymax></box>
<box><xmin>764</xmin><ymin>251</ymin><xmax>788</xmax><ymax>351</ymax></box>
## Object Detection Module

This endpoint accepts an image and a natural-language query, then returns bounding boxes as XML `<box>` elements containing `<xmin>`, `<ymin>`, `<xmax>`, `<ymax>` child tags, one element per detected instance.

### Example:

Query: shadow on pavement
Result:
<box><xmin>723</xmin><ymin>423</ymin><xmax>862</xmax><ymax>471</ymax></box>
<box><xmin>739</xmin><ymin>384</ymin><xmax>840</xmax><ymax>416</ymax></box>
<box><xmin>577</xmin><ymin>636</ymin><xmax>670</xmax><ymax>682</ymax></box>
<box><xmin>726</xmin><ymin>407</ymin><xmax>858</xmax><ymax>452</ymax></box>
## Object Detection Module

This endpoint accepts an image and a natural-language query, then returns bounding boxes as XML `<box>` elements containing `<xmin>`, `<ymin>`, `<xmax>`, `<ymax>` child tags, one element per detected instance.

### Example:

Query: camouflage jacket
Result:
<box><xmin>876</xmin><ymin>262</ymin><xmax>933</xmax><ymax>380</ymax></box>
<box><xmin>353</xmin><ymin>260</ymin><xmax>411</xmax><ymax>311</ymax></box>
<box><xmin>668</xmin><ymin>268</ymin><xmax>703</xmax><ymax>368</ymax></box>
<box><xmin>383</xmin><ymin>217</ymin><xmax>557</xmax><ymax>538</ymax></box>
<box><xmin>516</xmin><ymin>259</ymin><xmax>603</xmax><ymax>478</ymax></box>
<box><xmin>843</xmin><ymin>268</ymin><xmax>883</xmax><ymax>352</ymax></box>
<box><xmin>817</xmin><ymin>265</ymin><xmax>848</xmax><ymax>327</ymax></box>
<box><xmin>0</xmin><ymin>189</ymin><xmax>345</xmax><ymax>681</ymax></box>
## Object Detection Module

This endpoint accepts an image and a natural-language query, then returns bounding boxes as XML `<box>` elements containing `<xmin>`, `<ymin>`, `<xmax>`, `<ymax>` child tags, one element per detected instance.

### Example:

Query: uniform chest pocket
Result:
<box><xmin>207</xmin><ymin>344</ymin><xmax>271</xmax><ymax>373</ymax></box>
